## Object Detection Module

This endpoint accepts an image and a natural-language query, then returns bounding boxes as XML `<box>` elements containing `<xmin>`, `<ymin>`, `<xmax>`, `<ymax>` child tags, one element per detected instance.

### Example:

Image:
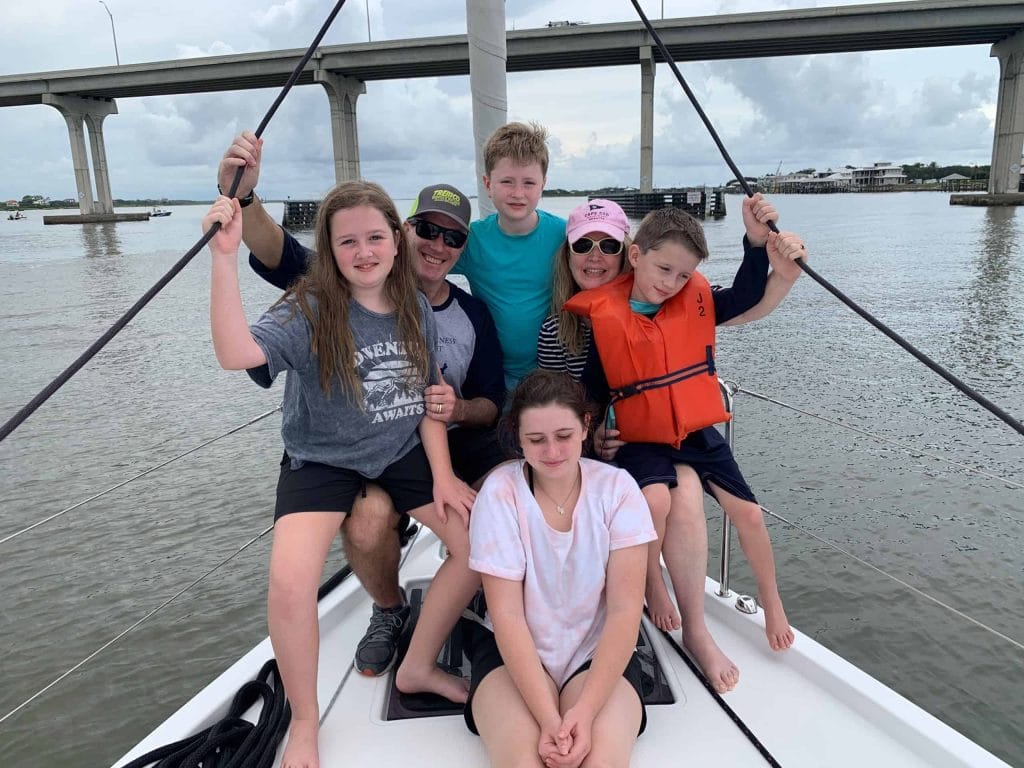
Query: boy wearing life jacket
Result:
<box><xmin>565</xmin><ymin>206</ymin><xmax>807</xmax><ymax>693</ymax></box>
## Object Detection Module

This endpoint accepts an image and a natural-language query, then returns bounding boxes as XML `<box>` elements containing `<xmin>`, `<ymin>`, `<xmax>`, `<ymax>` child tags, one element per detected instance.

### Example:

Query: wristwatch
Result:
<box><xmin>217</xmin><ymin>185</ymin><xmax>256</xmax><ymax>208</ymax></box>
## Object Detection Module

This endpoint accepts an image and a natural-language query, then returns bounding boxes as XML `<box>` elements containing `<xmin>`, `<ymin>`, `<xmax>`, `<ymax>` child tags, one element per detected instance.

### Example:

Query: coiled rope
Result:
<box><xmin>0</xmin><ymin>406</ymin><xmax>281</xmax><ymax>547</ymax></box>
<box><xmin>0</xmin><ymin>0</ymin><xmax>348</xmax><ymax>445</ymax></box>
<box><xmin>627</xmin><ymin>0</ymin><xmax>1024</xmax><ymax>439</ymax></box>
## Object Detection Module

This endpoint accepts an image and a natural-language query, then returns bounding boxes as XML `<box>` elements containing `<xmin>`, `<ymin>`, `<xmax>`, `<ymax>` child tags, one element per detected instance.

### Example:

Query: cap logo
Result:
<box><xmin>588</xmin><ymin>203</ymin><xmax>603</xmax><ymax>210</ymax></box>
<box><xmin>432</xmin><ymin>189</ymin><xmax>461</xmax><ymax>206</ymax></box>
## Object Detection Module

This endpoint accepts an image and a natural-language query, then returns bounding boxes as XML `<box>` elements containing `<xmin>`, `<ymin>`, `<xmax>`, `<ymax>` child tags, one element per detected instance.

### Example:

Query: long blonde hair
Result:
<box><xmin>282</xmin><ymin>181</ymin><xmax>429</xmax><ymax>404</ymax></box>
<box><xmin>549</xmin><ymin>234</ymin><xmax>632</xmax><ymax>356</ymax></box>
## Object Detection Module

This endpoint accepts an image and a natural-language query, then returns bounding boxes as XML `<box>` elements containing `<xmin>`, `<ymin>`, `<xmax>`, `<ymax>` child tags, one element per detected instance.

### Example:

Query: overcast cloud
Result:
<box><xmin>0</xmin><ymin>0</ymin><xmax>1001</xmax><ymax>202</ymax></box>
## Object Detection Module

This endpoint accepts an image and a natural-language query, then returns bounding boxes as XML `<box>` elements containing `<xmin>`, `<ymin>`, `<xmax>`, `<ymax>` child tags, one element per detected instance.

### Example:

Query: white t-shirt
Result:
<box><xmin>469</xmin><ymin>458</ymin><xmax>657</xmax><ymax>687</ymax></box>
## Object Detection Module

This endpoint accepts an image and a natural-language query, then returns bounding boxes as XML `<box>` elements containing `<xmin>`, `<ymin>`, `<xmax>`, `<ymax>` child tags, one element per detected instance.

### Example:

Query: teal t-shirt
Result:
<box><xmin>454</xmin><ymin>209</ymin><xmax>567</xmax><ymax>387</ymax></box>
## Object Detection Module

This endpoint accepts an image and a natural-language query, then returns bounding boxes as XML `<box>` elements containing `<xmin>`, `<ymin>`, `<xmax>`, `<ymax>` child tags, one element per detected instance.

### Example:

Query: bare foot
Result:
<box><xmin>760</xmin><ymin>594</ymin><xmax>794</xmax><ymax>651</ymax></box>
<box><xmin>395</xmin><ymin>663</ymin><xmax>469</xmax><ymax>704</ymax></box>
<box><xmin>645</xmin><ymin>577</ymin><xmax>681</xmax><ymax>632</ymax></box>
<box><xmin>682</xmin><ymin>626</ymin><xmax>739</xmax><ymax>693</ymax></box>
<box><xmin>281</xmin><ymin>717</ymin><xmax>319</xmax><ymax>768</ymax></box>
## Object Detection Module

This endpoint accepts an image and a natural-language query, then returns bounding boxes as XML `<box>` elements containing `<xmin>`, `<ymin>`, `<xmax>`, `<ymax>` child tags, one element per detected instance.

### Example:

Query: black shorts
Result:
<box><xmin>614</xmin><ymin>426</ymin><xmax>757</xmax><ymax>504</ymax></box>
<box><xmin>274</xmin><ymin>444</ymin><xmax>434</xmax><ymax>520</ymax></box>
<box><xmin>463</xmin><ymin>628</ymin><xmax>647</xmax><ymax>736</ymax></box>
<box><xmin>448</xmin><ymin>426</ymin><xmax>512</xmax><ymax>485</ymax></box>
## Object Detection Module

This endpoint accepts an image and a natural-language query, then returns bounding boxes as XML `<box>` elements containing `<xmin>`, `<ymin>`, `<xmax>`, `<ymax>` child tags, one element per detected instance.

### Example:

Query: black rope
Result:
<box><xmin>628</xmin><ymin>0</ymin><xmax>1024</xmax><ymax>439</ymax></box>
<box><xmin>119</xmin><ymin>660</ymin><xmax>290</xmax><ymax>768</ymax></box>
<box><xmin>655</xmin><ymin>619</ymin><xmax>782</xmax><ymax>767</ymax></box>
<box><xmin>0</xmin><ymin>0</ymin><xmax>348</xmax><ymax>445</ymax></box>
<box><xmin>120</xmin><ymin>566</ymin><xmax>352</xmax><ymax>768</ymax></box>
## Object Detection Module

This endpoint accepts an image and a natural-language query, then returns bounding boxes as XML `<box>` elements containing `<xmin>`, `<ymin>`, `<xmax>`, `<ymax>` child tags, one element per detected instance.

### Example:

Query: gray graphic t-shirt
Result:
<box><xmin>248</xmin><ymin>292</ymin><xmax>437</xmax><ymax>478</ymax></box>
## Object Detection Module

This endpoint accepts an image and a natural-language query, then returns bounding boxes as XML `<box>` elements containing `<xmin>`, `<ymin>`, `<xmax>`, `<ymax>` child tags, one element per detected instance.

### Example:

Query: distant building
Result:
<box><xmin>939</xmin><ymin>173</ymin><xmax>969</xmax><ymax>182</ymax></box>
<box><xmin>852</xmin><ymin>162</ymin><xmax>907</xmax><ymax>187</ymax></box>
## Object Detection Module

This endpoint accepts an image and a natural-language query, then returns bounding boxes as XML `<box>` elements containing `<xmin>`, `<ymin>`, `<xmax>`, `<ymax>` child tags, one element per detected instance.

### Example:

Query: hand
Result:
<box><xmin>766</xmin><ymin>230</ymin><xmax>807</xmax><ymax>283</ymax></box>
<box><xmin>217</xmin><ymin>130</ymin><xmax>262</xmax><ymax>200</ymax></box>
<box><xmin>593</xmin><ymin>423</ymin><xmax>624</xmax><ymax>461</ymax></box>
<box><xmin>538</xmin><ymin>716</ymin><xmax>572</xmax><ymax>765</ymax></box>
<box><xmin>432</xmin><ymin>473</ymin><xmax>476</xmax><ymax>528</ymax></box>
<box><xmin>425</xmin><ymin>364</ymin><xmax>458</xmax><ymax>424</ymax></box>
<box><xmin>544</xmin><ymin>706</ymin><xmax>593</xmax><ymax>768</ymax></box>
<box><xmin>203</xmin><ymin>196</ymin><xmax>243</xmax><ymax>258</ymax></box>
<box><xmin>741</xmin><ymin>192</ymin><xmax>779</xmax><ymax>247</ymax></box>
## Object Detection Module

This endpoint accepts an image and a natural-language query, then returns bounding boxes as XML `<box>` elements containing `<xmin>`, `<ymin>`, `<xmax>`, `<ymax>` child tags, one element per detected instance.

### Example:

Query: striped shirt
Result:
<box><xmin>536</xmin><ymin>314</ymin><xmax>591</xmax><ymax>381</ymax></box>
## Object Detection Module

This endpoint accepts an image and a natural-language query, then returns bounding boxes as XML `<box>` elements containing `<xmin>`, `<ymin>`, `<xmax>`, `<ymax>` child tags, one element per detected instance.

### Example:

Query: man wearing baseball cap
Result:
<box><xmin>217</xmin><ymin>132</ymin><xmax>506</xmax><ymax>678</ymax></box>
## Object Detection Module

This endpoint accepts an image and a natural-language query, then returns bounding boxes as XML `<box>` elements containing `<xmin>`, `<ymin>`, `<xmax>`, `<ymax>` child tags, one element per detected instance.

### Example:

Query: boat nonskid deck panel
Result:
<box><xmin>114</xmin><ymin>531</ymin><xmax>1012</xmax><ymax>768</ymax></box>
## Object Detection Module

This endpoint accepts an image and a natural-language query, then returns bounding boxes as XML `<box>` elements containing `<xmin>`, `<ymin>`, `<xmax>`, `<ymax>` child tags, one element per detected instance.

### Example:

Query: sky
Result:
<box><xmin>0</xmin><ymin>0</ymin><xmax>1003</xmax><ymax>202</ymax></box>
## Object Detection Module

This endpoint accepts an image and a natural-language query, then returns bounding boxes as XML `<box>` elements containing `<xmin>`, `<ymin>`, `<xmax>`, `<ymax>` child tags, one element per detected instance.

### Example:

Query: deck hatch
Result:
<box><xmin>384</xmin><ymin>579</ymin><xmax>675</xmax><ymax>722</ymax></box>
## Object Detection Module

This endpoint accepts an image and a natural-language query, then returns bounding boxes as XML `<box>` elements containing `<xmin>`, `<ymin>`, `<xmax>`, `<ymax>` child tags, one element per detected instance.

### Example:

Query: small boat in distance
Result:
<box><xmin>8</xmin><ymin>210</ymin><xmax>27</xmax><ymax>220</ymax></box>
<box><xmin>150</xmin><ymin>207</ymin><xmax>172</xmax><ymax>217</ymax></box>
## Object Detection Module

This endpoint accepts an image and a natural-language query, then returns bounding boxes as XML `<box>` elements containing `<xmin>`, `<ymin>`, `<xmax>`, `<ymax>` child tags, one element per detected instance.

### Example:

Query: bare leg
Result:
<box><xmin>660</xmin><ymin>466</ymin><xmax>739</xmax><ymax>693</ymax></box>
<box><xmin>560</xmin><ymin>671</ymin><xmax>641</xmax><ymax>768</ymax></box>
<box><xmin>640</xmin><ymin>484</ymin><xmax>680</xmax><ymax>632</ymax></box>
<box><xmin>473</xmin><ymin>666</ymin><xmax>549</xmax><ymax>767</ymax></box>
<box><xmin>342</xmin><ymin>484</ymin><xmax>403</xmax><ymax>608</ymax></box>
<box><xmin>709</xmin><ymin>482</ymin><xmax>794</xmax><ymax>652</ymax></box>
<box><xmin>268</xmin><ymin>511</ymin><xmax>346</xmax><ymax>768</ymax></box>
<box><xmin>394</xmin><ymin>502</ymin><xmax>480</xmax><ymax>703</ymax></box>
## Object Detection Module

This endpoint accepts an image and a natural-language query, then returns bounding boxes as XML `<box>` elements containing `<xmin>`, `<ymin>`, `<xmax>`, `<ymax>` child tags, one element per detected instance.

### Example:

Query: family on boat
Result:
<box><xmin>207</xmin><ymin>120</ymin><xmax>808</xmax><ymax>768</ymax></box>
<box><xmin>8</xmin><ymin>210</ymin><xmax>27</xmax><ymax>220</ymax></box>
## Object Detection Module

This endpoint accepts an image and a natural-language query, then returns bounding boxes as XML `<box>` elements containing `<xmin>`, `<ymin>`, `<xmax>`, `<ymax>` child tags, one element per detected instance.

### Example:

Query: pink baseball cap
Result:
<box><xmin>566</xmin><ymin>199</ymin><xmax>630</xmax><ymax>244</ymax></box>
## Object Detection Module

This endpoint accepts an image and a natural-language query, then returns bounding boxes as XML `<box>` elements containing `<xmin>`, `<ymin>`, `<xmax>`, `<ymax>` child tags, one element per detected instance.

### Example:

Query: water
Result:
<box><xmin>0</xmin><ymin>195</ymin><xmax>1021</xmax><ymax>767</ymax></box>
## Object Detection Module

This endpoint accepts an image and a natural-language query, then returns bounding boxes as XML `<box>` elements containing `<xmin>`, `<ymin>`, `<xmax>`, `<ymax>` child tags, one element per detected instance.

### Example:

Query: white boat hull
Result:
<box><xmin>114</xmin><ymin>530</ymin><xmax>1011</xmax><ymax>768</ymax></box>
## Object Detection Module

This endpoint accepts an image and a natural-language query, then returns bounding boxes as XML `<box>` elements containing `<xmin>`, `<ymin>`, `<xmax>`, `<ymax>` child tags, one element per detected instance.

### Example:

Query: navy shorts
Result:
<box><xmin>448</xmin><ymin>426</ymin><xmax>512</xmax><ymax>485</ymax></box>
<box><xmin>463</xmin><ymin>628</ymin><xmax>647</xmax><ymax>736</ymax></box>
<box><xmin>274</xmin><ymin>444</ymin><xmax>434</xmax><ymax>520</ymax></box>
<box><xmin>615</xmin><ymin>426</ymin><xmax>757</xmax><ymax>504</ymax></box>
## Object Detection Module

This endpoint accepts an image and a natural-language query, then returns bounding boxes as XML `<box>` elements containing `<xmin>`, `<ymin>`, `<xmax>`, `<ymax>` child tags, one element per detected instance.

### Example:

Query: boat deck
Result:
<box><xmin>115</xmin><ymin>531</ymin><xmax>1010</xmax><ymax>768</ymax></box>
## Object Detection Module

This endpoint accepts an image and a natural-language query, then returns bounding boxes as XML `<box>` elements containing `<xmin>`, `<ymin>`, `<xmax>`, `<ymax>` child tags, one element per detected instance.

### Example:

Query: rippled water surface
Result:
<box><xmin>0</xmin><ymin>193</ymin><xmax>1021</xmax><ymax>766</ymax></box>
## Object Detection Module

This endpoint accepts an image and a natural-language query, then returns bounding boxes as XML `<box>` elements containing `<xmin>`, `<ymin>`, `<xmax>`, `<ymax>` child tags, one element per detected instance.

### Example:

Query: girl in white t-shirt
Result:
<box><xmin>467</xmin><ymin>370</ymin><xmax>656</xmax><ymax>768</ymax></box>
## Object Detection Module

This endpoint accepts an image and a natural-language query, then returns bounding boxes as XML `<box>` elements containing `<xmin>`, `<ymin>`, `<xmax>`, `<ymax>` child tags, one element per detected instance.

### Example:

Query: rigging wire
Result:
<box><xmin>0</xmin><ymin>406</ymin><xmax>281</xmax><ymax>547</ymax></box>
<box><xmin>626</xmin><ymin>0</ymin><xmax>1024</xmax><ymax>439</ymax></box>
<box><xmin>760</xmin><ymin>503</ymin><xmax>1024</xmax><ymax>654</ymax></box>
<box><xmin>0</xmin><ymin>0</ymin><xmax>348</xmax><ymax>445</ymax></box>
<box><xmin>733</xmin><ymin>385</ymin><xmax>1023</xmax><ymax>492</ymax></box>
<box><xmin>0</xmin><ymin>524</ymin><xmax>275</xmax><ymax>726</ymax></box>
<box><xmin>725</xmin><ymin>385</ymin><xmax>1023</xmax><ymax>653</ymax></box>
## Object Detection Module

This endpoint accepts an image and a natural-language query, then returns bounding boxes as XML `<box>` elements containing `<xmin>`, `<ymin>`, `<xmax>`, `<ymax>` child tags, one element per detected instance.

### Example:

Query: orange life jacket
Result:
<box><xmin>563</xmin><ymin>272</ymin><xmax>730</xmax><ymax>446</ymax></box>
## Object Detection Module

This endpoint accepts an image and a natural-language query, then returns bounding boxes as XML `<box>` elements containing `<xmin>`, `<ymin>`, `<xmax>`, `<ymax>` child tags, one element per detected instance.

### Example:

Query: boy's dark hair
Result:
<box><xmin>484</xmin><ymin>121</ymin><xmax>550</xmax><ymax>176</ymax></box>
<box><xmin>632</xmin><ymin>207</ymin><xmax>710</xmax><ymax>261</ymax></box>
<box><xmin>499</xmin><ymin>370</ymin><xmax>595</xmax><ymax>451</ymax></box>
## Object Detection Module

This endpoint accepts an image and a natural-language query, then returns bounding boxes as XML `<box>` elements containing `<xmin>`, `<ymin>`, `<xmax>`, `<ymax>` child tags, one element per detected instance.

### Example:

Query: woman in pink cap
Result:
<box><xmin>537</xmin><ymin>195</ymin><xmax>805</xmax><ymax>695</ymax></box>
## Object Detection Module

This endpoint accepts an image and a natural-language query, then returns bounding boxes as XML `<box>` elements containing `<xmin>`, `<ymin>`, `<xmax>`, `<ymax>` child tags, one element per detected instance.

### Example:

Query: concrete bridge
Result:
<box><xmin>2</xmin><ymin>0</ymin><xmax>1023</xmax><ymax>215</ymax></box>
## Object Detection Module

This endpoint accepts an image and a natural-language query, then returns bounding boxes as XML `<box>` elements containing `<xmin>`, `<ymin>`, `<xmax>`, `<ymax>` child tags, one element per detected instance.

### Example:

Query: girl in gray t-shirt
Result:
<box><xmin>205</xmin><ymin>181</ymin><xmax>479</xmax><ymax>768</ymax></box>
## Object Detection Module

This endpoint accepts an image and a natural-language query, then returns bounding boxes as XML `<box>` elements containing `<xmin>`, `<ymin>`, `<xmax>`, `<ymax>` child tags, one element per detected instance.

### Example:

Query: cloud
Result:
<box><xmin>0</xmin><ymin>1</ymin><xmax>1005</xmax><ymax>201</ymax></box>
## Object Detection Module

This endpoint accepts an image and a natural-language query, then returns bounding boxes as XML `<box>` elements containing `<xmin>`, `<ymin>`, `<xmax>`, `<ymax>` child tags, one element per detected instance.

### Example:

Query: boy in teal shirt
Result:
<box><xmin>453</xmin><ymin>122</ymin><xmax>566</xmax><ymax>389</ymax></box>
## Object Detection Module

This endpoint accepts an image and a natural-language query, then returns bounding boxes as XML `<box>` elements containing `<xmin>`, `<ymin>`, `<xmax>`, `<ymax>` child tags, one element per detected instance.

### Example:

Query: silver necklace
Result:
<box><xmin>534</xmin><ymin>466</ymin><xmax>580</xmax><ymax>516</ymax></box>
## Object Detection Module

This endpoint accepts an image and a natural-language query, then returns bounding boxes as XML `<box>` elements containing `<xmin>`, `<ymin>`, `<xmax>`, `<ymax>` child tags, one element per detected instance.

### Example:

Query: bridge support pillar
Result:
<box><xmin>316</xmin><ymin>71</ymin><xmax>366</xmax><ymax>183</ymax></box>
<box><xmin>989</xmin><ymin>30</ymin><xmax>1024</xmax><ymax>194</ymax></box>
<box><xmin>466</xmin><ymin>0</ymin><xmax>508</xmax><ymax>219</ymax></box>
<box><xmin>42</xmin><ymin>95</ymin><xmax>118</xmax><ymax>214</ymax></box>
<box><xmin>640</xmin><ymin>46</ymin><xmax>655</xmax><ymax>194</ymax></box>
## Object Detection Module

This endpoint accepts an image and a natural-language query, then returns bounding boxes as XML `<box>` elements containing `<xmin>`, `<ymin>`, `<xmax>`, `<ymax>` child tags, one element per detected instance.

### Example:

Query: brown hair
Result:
<box><xmin>632</xmin><ymin>207</ymin><xmax>710</xmax><ymax>261</ymax></box>
<box><xmin>500</xmin><ymin>370</ymin><xmax>595</xmax><ymax>450</ymax></box>
<box><xmin>281</xmin><ymin>181</ymin><xmax>429</xmax><ymax>403</ymax></box>
<box><xmin>549</xmin><ymin>235</ymin><xmax>632</xmax><ymax>356</ymax></box>
<box><xmin>483</xmin><ymin>121</ymin><xmax>550</xmax><ymax>176</ymax></box>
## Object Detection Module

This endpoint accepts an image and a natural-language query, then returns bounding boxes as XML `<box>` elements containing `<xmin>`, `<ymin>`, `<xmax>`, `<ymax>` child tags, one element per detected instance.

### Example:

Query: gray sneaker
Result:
<box><xmin>354</xmin><ymin>595</ymin><xmax>410</xmax><ymax>677</ymax></box>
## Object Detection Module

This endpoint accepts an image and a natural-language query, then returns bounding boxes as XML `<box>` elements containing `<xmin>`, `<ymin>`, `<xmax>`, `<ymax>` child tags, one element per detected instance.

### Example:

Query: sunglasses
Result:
<box><xmin>570</xmin><ymin>237</ymin><xmax>623</xmax><ymax>256</ymax></box>
<box><xmin>409</xmin><ymin>218</ymin><xmax>468</xmax><ymax>249</ymax></box>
